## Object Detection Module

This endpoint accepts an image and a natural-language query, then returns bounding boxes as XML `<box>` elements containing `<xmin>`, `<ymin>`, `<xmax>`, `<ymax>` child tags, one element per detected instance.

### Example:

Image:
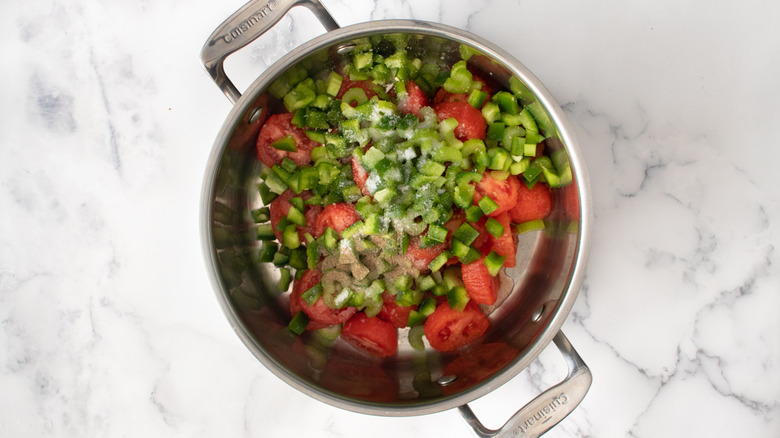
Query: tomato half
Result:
<box><xmin>311</xmin><ymin>203</ymin><xmax>362</xmax><ymax>238</ymax></box>
<box><xmin>433</xmin><ymin>101</ymin><xmax>486</xmax><ymax>141</ymax></box>
<box><xmin>289</xmin><ymin>269</ymin><xmax>357</xmax><ymax>330</ymax></box>
<box><xmin>461</xmin><ymin>256</ymin><xmax>501</xmax><ymax>305</ymax></box>
<box><xmin>487</xmin><ymin>212</ymin><xmax>516</xmax><ymax>268</ymax></box>
<box><xmin>398</xmin><ymin>80</ymin><xmax>429</xmax><ymax>118</ymax></box>
<box><xmin>473</xmin><ymin>172</ymin><xmax>520</xmax><ymax>217</ymax></box>
<box><xmin>508</xmin><ymin>181</ymin><xmax>552</xmax><ymax>223</ymax></box>
<box><xmin>424</xmin><ymin>300</ymin><xmax>489</xmax><ymax>351</ymax></box>
<box><xmin>269</xmin><ymin>189</ymin><xmax>322</xmax><ymax>241</ymax></box>
<box><xmin>256</xmin><ymin>113</ymin><xmax>318</xmax><ymax>168</ymax></box>
<box><xmin>378</xmin><ymin>292</ymin><xmax>415</xmax><ymax>328</ymax></box>
<box><xmin>341</xmin><ymin>312</ymin><xmax>398</xmax><ymax>358</ymax></box>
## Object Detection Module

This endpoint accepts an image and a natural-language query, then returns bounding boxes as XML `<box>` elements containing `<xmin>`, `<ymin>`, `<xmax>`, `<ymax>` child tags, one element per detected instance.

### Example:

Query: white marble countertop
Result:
<box><xmin>2</xmin><ymin>0</ymin><xmax>778</xmax><ymax>436</ymax></box>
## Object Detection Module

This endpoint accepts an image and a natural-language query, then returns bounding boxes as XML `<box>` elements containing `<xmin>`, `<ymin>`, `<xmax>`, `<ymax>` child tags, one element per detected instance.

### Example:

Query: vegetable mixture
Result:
<box><xmin>251</xmin><ymin>37</ymin><xmax>572</xmax><ymax>358</ymax></box>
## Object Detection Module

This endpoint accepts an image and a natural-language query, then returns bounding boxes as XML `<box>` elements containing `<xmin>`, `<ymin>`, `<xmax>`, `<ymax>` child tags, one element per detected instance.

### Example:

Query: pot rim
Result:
<box><xmin>201</xmin><ymin>19</ymin><xmax>592</xmax><ymax>416</ymax></box>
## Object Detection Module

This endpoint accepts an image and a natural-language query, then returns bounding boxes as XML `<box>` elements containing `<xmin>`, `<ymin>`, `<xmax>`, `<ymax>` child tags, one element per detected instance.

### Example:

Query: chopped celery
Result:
<box><xmin>524</xmin><ymin>142</ymin><xmax>538</xmax><ymax>157</ymax></box>
<box><xmin>482</xmin><ymin>102</ymin><xmax>500</xmax><ymax>124</ymax></box>
<box><xmin>456</xmin><ymin>170</ymin><xmax>483</xmax><ymax>187</ymax></box>
<box><xmin>433</xmin><ymin>146</ymin><xmax>462</xmax><ymax>164</ymax></box>
<box><xmin>459</xmin><ymin>44</ymin><xmax>481</xmax><ymax>61</ymax></box>
<box><xmin>443</xmin><ymin>60</ymin><xmax>473</xmax><ymax>93</ymax></box>
<box><xmin>325</xmin><ymin>71</ymin><xmax>343</xmax><ymax>97</ymax></box>
<box><xmin>419</xmin><ymin>160</ymin><xmax>446</xmax><ymax>177</ymax></box>
<box><xmin>342</xmin><ymin>87</ymin><xmax>369</xmax><ymax>107</ymax></box>
<box><xmin>283</xmin><ymin>79</ymin><xmax>316</xmax><ymax>112</ymax></box>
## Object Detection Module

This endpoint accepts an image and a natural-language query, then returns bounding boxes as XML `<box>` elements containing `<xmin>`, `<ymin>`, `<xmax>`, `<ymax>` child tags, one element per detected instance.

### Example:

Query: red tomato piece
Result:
<box><xmin>488</xmin><ymin>212</ymin><xmax>516</xmax><ymax>268</ymax></box>
<box><xmin>290</xmin><ymin>269</ymin><xmax>357</xmax><ymax>330</ymax></box>
<box><xmin>269</xmin><ymin>190</ymin><xmax>322</xmax><ymax>241</ymax></box>
<box><xmin>398</xmin><ymin>80</ymin><xmax>429</xmax><ymax>118</ymax></box>
<box><xmin>256</xmin><ymin>113</ymin><xmax>318</xmax><ymax>168</ymax></box>
<box><xmin>378</xmin><ymin>292</ymin><xmax>415</xmax><ymax>328</ymax></box>
<box><xmin>508</xmin><ymin>182</ymin><xmax>552</xmax><ymax>223</ymax></box>
<box><xmin>473</xmin><ymin>172</ymin><xmax>520</xmax><ymax>217</ymax></box>
<box><xmin>433</xmin><ymin>101</ymin><xmax>486</xmax><ymax>141</ymax></box>
<box><xmin>406</xmin><ymin>235</ymin><xmax>447</xmax><ymax>272</ymax></box>
<box><xmin>424</xmin><ymin>301</ymin><xmax>490</xmax><ymax>351</ymax></box>
<box><xmin>461</xmin><ymin>256</ymin><xmax>501</xmax><ymax>305</ymax></box>
<box><xmin>432</xmin><ymin>74</ymin><xmax>491</xmax><ymax>108</ymax></box>
<box><xmin>341</xmin><ymin>312</ymin><xmax>399</xmax><ymax>358</ymax></box>
<box><xmin>311</xmin><ymin>203</ymin><xmax>362</xmax><ymax>238</ymax></box>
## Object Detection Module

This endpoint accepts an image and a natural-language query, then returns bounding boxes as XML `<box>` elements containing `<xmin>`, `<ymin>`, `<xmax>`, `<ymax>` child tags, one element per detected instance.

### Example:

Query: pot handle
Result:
<box><xmin>201</xmin><ymin>0</ymin><xmax>340</xmax><ymax>104</ymax></box>
<box><xmin>458</xmin><ymin>331</ymin><xmax>592</xmax><ymax>438</ymax></box>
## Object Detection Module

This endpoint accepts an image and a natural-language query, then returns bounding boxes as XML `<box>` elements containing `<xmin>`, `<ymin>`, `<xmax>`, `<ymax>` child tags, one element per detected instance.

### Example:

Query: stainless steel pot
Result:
<box><xmin>200</xmin><ymin>1</ymin><xmax>593</xmax><ymax>436</ymax></box>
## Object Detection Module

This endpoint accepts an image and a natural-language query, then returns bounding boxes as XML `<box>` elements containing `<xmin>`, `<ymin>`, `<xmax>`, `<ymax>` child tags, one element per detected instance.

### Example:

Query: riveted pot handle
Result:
<box><xmin>458</xmin><ymin>331</ymin><xmax>592</xmax><ymax>438</ymax></box>
<box><xmin>201</xmin><ymin>0</ymin><xmax>339</xmax><ymax>104</ymax></box>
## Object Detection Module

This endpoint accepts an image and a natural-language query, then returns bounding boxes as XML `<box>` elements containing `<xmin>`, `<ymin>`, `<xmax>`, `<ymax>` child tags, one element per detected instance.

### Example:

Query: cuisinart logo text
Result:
<box><xmin>221</xmin><ymin>1</ymin><xmax>278</xmax><ymax>44</ymax></box>
<box><xmin>513</xmin><ymin>393</ymin><xmax>569</xmax><ymax>436</ymax></box>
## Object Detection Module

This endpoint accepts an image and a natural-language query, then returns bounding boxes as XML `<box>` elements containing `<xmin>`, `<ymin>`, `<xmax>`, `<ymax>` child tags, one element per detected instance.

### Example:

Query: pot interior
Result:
<box><xmin>203</xmin><ymin>23</ymin><xmax>586</xmax><ymax>415</ymax></box>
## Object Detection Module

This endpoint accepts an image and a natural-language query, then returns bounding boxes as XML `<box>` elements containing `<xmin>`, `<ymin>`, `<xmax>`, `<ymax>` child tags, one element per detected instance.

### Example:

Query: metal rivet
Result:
<box><xmin>336</xmin><ymin>43</ymin><xmax>356</xmax><ymax>55</ymax></box>
<box><xmin>437</xmin><ymin>375</ymin><xmax>457</xmax><ymax>386</ymax></box>
<box><xmin>531</xmin><ymin>305</ymin><xmax>545</xmax><ymax>323</ymax></box>
<box><xmin>248</xmin><ymin>107</ymin><xmax>263</xmax><ymax>124</ymax></box>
